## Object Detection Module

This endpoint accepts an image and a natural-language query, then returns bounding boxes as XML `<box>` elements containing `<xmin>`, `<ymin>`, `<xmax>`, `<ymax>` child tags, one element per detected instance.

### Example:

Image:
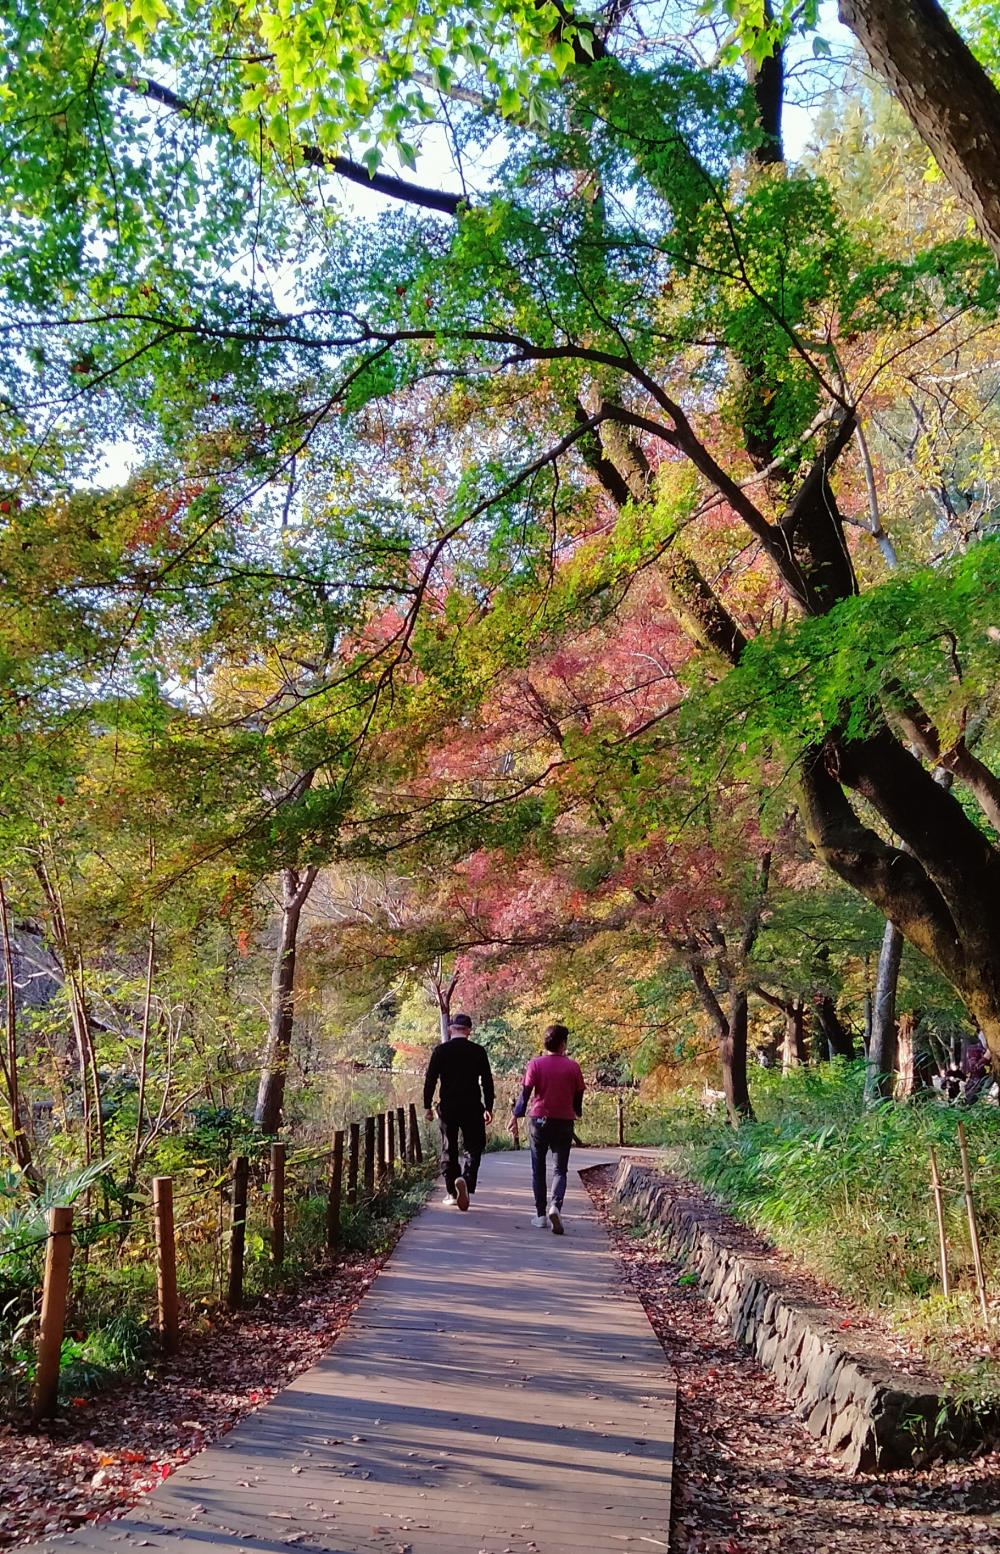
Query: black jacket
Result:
<box><xmin>423</xmin><ymin>1038</ymin><xmax>495</xmax><ymax>1119</ymax></box>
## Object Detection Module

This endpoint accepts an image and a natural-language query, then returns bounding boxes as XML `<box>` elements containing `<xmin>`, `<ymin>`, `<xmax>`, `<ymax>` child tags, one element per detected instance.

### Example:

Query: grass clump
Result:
<box><xmin>649</xmin><ymin>1063</ymin><xmax>1000</xmax><ymax>1400</ymax></box>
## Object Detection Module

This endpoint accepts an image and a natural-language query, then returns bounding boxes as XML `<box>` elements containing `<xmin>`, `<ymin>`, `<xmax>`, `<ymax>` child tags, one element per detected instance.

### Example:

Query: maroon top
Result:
<box><xmin>523</xmin><ymin>1053</ymin><xmax>586</xmax><ymax>1121</ymax></box>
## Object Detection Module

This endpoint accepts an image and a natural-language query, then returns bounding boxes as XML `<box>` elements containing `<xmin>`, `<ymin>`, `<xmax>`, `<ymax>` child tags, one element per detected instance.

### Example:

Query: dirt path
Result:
<box><xmin>586</xmin><ymin>1165</ymin><xmax>1000</xmax><ymax>1554</ymax></box>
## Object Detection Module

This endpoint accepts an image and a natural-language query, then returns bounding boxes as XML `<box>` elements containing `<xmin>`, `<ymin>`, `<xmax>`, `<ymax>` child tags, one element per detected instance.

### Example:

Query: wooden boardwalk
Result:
<box><xmin>23</xmin><ymin>1151</ymin><xmax>675</xmax><ymax>1554</ymax></box>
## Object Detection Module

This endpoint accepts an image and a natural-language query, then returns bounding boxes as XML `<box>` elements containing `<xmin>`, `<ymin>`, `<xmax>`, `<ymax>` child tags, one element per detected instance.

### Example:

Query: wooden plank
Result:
<box><xmin>226</xmin><ymin>1155</ymin><xmax>249</xmax><ymax>1311</ymax></box>
<box><xmin>326</xmin><ymin>1129</ymin><xmax>344</xmax><ymax>1251</ymax></box>
<box><xmin>364</xmin><ymin>1115</ymin><xmax>376</xmax><ymax>1198</ymax></box>
<box><xmin>347</xmin><ymin>1120</ymin><xmax>360</xmax><ymax>1206</ymax></box>
<box><xmin>270</xmin><ymin>1141</ymin><xmax>286</xmax><ymax>1268</ymax></box>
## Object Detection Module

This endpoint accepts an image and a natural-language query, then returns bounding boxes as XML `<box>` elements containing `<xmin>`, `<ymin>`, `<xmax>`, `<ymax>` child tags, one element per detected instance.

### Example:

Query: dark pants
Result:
<box><xmin>529</xmin><ymin>1118</ymin><xmax>574</xmax><ymax>1215</ymax></box>
<box><xmin>439</xmin><ymin>1109</ymin><xmax>486</xmax><ymax>1196</ymax></box>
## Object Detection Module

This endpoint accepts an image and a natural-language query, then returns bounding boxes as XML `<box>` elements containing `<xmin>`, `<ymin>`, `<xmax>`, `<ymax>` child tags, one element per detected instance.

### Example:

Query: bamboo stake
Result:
<box><xmin>153</xmin><ymin>1177</ymin><xmax>179</xmax><ymax>1353</ymax></box>
<box><xmin>957</xmin><ymin>1123</ymin><xmax>990</xmax><ymax>1327</ymax></box>
<box><xmin>32</xmin><ymin>1206</ymin><xmax>74</xmax><ymax>1419</ymax></box>
<box><xmin>929</xmin><ymin>1146</ymin><xmax>950</xmax><ymax>1299</ymax></box>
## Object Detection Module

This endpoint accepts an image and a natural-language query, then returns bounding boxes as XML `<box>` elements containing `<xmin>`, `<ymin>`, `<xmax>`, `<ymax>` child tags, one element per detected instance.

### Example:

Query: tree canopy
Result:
<box><xmin>1</xmin><ymin>0</ymin><xmax>1000</xmax><ymax>1166</ymax></box>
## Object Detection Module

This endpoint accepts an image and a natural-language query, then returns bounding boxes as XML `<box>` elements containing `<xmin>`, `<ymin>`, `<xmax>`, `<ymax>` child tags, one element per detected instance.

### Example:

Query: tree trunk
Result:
<box><xmin>782</xmin><ymin>1000</ymin><xmax>807</xmax><ymax>1074</ymax></box>
<box><xmin>583</xmin><ymin>22</ymin><xmax>1000</xmax><ymax>1075</ymax></box>
<box><xmin>690</xmin><ymin>963</ymin><xmax>754</xmax><ymax>1123</ymax></box>
<box><xmin>839</xmin><ymin>0</ymin><xmax>1000</xmax><ymax>264</ymax></box>
<box><xmin>32</xmin><ymin>859</ymin><xmax>105</xmax><ymax>1161</ymax></box>
<box><xmin>0</xmin><ymin>879</ymin><xmax>39</xmax><ymax>1185</ymax></box>
<box><xmin>254</xmin><ymin>865</ymin><xmax>318</xmax><ymax>1133</ymax></box>
<box><xmin>815</xmin><ymin>995</ymin><xmax>855</xmax><ymax>1060</ymax></box>
<box><xmin>894</xmin><ymin>1012</ymin><xmax>925</xmax><ymax>1099</ymax></box>
<box><xmin>721</xmin><ymin>991</ymin><xmax>754</xmax><ymax>1122</ymax></box>
<box><xmin>866</xmin><ymin>919</ymin><xmax>903</xmax><ymax>1104</ymax></box>
<box><xmin>433</xmin><ymin>965</ymin><xmax>458</xmax><ymax>1041</ymax></box>
<box><xmin>798</xmin><ymin>737</ymin><xmax>1000</xmax><ymax>1067</ymax></box>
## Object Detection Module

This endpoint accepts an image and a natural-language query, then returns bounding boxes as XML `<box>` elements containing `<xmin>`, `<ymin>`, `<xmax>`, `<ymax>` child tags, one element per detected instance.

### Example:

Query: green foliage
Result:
<box><xmin>686</xmin><ymin>537</ymin><xmax>1000</xmax><ymax>799</ymax></box>
<box><xmin>655</xmin><ymin>1064</ymin><xmax>1000</xmax><ymax>1392</ymax></box>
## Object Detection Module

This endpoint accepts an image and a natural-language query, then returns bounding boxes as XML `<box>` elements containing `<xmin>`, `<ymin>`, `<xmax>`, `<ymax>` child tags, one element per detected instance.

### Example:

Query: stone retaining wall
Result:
<box><xmin>606</xmin><ymin>1158</ymin><xmax>986</xmax><ymax>1472</ymax></box>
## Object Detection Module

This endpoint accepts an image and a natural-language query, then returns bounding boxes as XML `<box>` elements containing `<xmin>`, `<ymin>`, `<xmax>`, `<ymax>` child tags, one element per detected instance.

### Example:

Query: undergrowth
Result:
<box><xmin>642</xmin><ymin>1063</ymin><xmax>1000</xmax><ymax>1401</ymax></box>
<box><xmin>1</xmin><ymin>1160</ymin><xmax>433</xmax><ymax>1411</ymax></box>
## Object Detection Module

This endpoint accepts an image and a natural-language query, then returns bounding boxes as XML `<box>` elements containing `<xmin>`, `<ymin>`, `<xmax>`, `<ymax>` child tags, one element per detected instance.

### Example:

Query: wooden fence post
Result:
<box><xmin>387</xmin><ymin>1110</ymin><xmax>396</xmax><ymax>1176</ymax></box>
<box><xmin>929</xmin><ymin>1147</ymin><xmax>950</xmax><ymax>1299</ymax></box>
<box><xmin>364</xmin><ymin>1115</ymin><xmax>376</xmax><ymax>1199</ymax></box>
<box><xmin>153</xmin><ymin>1177</ymin><xmax>179</xmax><ymax>1354</ymax></box>
<box><xmin>408</xmin><ymin>1102</ymin><xmax>423</xmax><ymax>1163</ymax></box>
<box><xmin>376</xmin><ymin>1112</ymin><xmax>388</xmax><ymax>1183</ymax></box>
<box><xmin>958</xmin><ymin>1122</ymin><xmax>990</xmax><ymax>1327</ymax></box>
<box><xmin>327</xmin><ymin>1130</ymin><xmax>345</xmax><ymax>1252</ymax></box>
<box><xmin>32</xmin><ymin>1205</ymin><xmax>73</xmax><ymax>1420</ymax></box>
<box><xmin>617</xmin><ymin>1093</ymin><xmax>625</xmax><ymax>1147</ymax></box>
<box><xmin>396</xmin><ymin>1105</ymin><xmax>407</xmax><ymax>1165</ymax></box>
<box><xmin>227</xmin><ymin>1155</ymin><xmax>249</xmax><ymax>1311</ymax></box>
<box><xmin>270</xmin><ymin>1141</ymin><xmax>286</xmax><ymax>1269</ymax></box>
<box><xmin>348</xmin><ymin>1121</ymin><xmax>360</xmax><ymax>1206</ymax></box>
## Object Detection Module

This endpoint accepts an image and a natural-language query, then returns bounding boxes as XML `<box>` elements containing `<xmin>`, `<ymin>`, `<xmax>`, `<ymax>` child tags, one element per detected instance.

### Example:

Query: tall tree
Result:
<box><xmin>837</xmin><ymin>0</ymin><xmax>1000</xmax><ymax>264</ymax></box>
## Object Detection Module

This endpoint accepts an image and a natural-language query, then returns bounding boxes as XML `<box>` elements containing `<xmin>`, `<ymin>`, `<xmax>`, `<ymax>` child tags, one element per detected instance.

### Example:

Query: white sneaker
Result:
<box><xmin>530</xmin><ymin>1215</ymin><xmax>547</xmax><ymax>1228</ymax></box>
<box><xmin>547</xmin><ymin>1205</ymin><xmax>564</xmax><ymax>1235</ymax></box>
<box><xmin>441</xmin><ymin>1193</ymin><xmax>457</xmax><ymax>1206</ymax></box>
<box><xmin>455</xmin><ymin>1177</ymin><xmax>470</xmax><ymax>1212</ymax></box>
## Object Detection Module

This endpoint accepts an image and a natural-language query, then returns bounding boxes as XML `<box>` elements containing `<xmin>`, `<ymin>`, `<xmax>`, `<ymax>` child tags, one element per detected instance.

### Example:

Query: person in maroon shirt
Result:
<box><xmin>512</xmin><ymin>1023</ymin><xmax>585</xmax><ymax>1234</ymax></box>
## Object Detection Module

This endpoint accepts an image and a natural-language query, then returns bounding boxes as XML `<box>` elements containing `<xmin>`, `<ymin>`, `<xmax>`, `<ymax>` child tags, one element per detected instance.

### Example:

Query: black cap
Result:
<box><xmin>449</xmin><ymin>1012</ymin><xmax>472</xmax><ymax>1030</ymax></box>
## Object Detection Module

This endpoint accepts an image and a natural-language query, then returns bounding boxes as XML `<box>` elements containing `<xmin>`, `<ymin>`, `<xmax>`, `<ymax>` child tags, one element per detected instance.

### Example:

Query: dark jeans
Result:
<box><xmin>529</xmin><ymin>1118</ymin><xmax>574</xmax><ymax>1214</ymax></box>
<box><xmin>439</xmin><ymin>1109</ymin><xmax>486</xmax><ymax>1196</ymax></box>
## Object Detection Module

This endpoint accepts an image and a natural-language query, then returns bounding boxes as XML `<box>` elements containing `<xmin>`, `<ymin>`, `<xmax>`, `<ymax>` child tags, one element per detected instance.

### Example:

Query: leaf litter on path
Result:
<box><xmin>1</xmin><ymin>1245</ymin><xmax>396</xmax><ymax>1549</ymax></box>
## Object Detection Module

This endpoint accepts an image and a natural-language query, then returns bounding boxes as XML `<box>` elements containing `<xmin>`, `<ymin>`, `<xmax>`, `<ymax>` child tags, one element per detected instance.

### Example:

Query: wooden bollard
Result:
<box><xmin>396</xmin><ymin>1105</ymin><xmax>407</xmax><ymax>1164</ymax></box>
<box><xmin>958</xmin><ymin>1122</ymin><xmax>990</xmax><ymax>1327</ymax></box>
<box><xmin>363</xmin><ymin>1115</ymin><xmax>376</xmax><ymax>1199</ymax></box>
<box><xmin>408</xmin><ymin>1102</ymin><xmax>422</xmax><ymax>1163</ymax></box>
<box><xmin>271</xmin><ymin>1141</ymin><xmax>286</xmax><ymax>1268</ymax></box>
<box><xmin>327</xmin><ymin>1130</ymin><xmax>345</xmax><ymax>1251</ymax></box>
<box><xmin>929</xmin><ymin>1147</ymin><xmax>950</xmax><ymax>1299</ymax></box>
<box><xmin>387</xmin><ymin>1110</ymin><xmax>396</xmax><ymax>1175</ymax></box>
<box><xmin>617</xmin><ymin>1093</ymin><xmax>625</xmax><ymax>1146</ymax></box>
<box><xmin>153</xmin><ymin>1177</ymin><xmax>179</xmax><ymax>1354</ymax></box>
<box><xmin>32</xmin><ymin>1206</ymin><xmax>73</xmax><ymax>1420</ymax></box>
<box><xmin>227</xmin><ymin>1156</ymin><xmax>249</xmax><ymax>1311</ymax></box>
<box><xmin>377</xmin><ymin>1112</ymin><xmax>387</xmax><ymax>1183</ymax></box>
<box><xmin>347</xmin><ymin>1121</ymin><xmax>360</xmax><ymax>1206</ymax></box>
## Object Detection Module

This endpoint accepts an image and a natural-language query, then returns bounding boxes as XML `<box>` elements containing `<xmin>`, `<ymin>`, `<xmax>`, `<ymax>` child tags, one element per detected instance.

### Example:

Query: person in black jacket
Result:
<box><xmin>423</xmin><ymin>1013</ymin><xmax>494</xmax><ymax>1211</ymax></box>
